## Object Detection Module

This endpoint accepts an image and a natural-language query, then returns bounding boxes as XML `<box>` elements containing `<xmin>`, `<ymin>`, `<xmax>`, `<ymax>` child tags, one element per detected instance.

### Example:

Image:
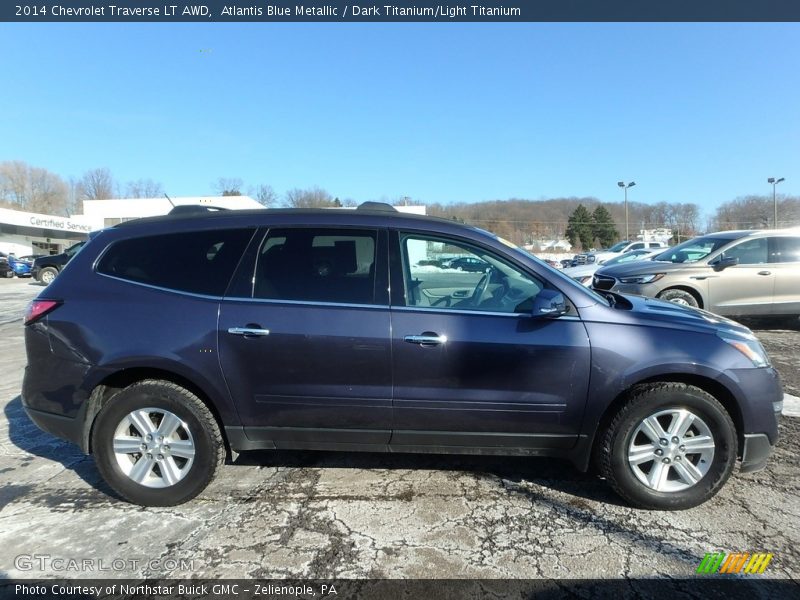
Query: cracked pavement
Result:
<box><xmin>0</xmin><ymin>277</ymin><xmax>798</xmax><ymax>580</ymax></box>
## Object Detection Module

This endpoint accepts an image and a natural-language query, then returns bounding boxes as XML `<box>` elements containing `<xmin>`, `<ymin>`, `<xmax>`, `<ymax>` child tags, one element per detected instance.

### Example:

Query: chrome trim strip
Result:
<box><xmin>95</xmin><ymin>272</ymin><xmax>223</xmax><ymax>301</ymax></box>
<box><xmin>404</xmin><ymin>334</ymin><xmax>447</xmax><ymax>345</ymax></box>
<box><xmin>228</xmin><ymin>327</ymin><xmax>270</xmax><ymax>336</ymax></box>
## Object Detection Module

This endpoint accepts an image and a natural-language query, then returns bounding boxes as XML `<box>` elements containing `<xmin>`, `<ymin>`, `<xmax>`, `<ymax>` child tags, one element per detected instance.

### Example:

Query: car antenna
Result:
<box><xmin>164</xmin><ymin>193</ymin><xmax>175</xmax><ymax>208</ymax></box>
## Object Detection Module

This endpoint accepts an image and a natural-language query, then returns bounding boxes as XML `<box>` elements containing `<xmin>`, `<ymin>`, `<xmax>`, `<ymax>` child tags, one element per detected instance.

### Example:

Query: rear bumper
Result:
<box><xmin>22</xmin><ymin>404</ymin><xmax>85</xmax><ymax>450</ymax></box>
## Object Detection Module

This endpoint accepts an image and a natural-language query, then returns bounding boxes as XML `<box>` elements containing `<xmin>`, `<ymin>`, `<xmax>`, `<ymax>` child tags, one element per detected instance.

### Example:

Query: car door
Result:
<box><xmin>389</xmin><ymin>230</ymin><xmax>591</xmax><ymax>450</ymax></box>
<box><xmin>770</xmin><ymin>236</ymin><xmax>800</xmax><ymax>316</ymax></box>
<box><xmin>217</xmin><ymin>227</ymin><xmax>393</xmax><ymax>446</ymax></box>
<box><xmin>707</xmin><ymin>237</ymin><xmax>774</xmax><ymax>316</ymax></box>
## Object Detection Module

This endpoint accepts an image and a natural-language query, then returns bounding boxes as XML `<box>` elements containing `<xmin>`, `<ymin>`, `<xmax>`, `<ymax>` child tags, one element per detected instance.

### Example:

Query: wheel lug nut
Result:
<box><xmin>660</xmin><ymin>439</ymin><xmax>668</xmax><ymax>446</ymax></box>
<box><xmin>146</xmin><ymin>453</ymin><xmax>153</xmax><ymax>459</ymax></box>
<box><xmin>679</xmin><ymin>445</ymin><xmax>686</xmax><ymax>451</ymax></box>
<box><xmin>157</xmin><ymin>454</ymin><xmax>163</xmax><ymax>460</ymax></box>
<box><xmin>655</xmin><ymin>449</ymin><xmax>664</xmax><ymax>456</ymax></box>
<box><xmin>163</xmin><ymin>445</ymin><xmax>170</xmax><ymax>452</ymax></box>
<box><xmin>145</xmin><ymin>434</ymin><xmax>152</xmax><ymax>442</ymax></box>
<box><xmin>675</xmin><ymin>456</ymin><xmax>682</xmax><ymax>461</ymax></box>
<box><xmin>662</xmin><ymin>458</ymin><xmax>671</xmax><ymax>464</ymax></box>
<box><xmin>140</xmin><ymin>443</ymin><xmax>147</xmax><ymax>451</ymax></box>
<box><xmin>671</xmin><ymin>436</ymin><xmax>679</xmax><ymax>444</ymax></box>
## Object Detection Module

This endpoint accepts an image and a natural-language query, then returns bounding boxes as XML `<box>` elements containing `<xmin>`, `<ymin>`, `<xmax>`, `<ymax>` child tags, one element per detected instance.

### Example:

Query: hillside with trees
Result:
<box><xmin>1</xmin><ymin>160</ymin><xmax>797</xmax><ymax>251</ymax></box>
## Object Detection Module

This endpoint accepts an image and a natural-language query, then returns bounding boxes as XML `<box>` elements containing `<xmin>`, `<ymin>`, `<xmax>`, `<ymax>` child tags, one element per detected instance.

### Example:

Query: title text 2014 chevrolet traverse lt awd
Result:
<box><xmin>22</xmin><ymin>203</ymin><xmax>782</xmax><ymax>508</ymax></box>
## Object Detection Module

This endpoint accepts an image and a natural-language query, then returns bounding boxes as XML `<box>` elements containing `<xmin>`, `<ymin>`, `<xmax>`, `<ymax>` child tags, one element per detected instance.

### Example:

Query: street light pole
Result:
<box><xmin>767</xmin><ymin>177</ymin><xmax>785</xmax><ymax>228</ymax></box>
<box><xmin>617</xmin><ymin>181</ymin><xmax>636</xmax><ymax>240</ymax></box>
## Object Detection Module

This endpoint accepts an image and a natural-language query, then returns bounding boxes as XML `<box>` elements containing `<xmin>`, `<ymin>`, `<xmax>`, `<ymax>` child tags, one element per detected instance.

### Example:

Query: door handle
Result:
<box><xmin>404</xmin><ymin>334</ymin><xmax>447</xmax><ymax>346</ymax></box>
<box><xmin>758</xmin><ymin>271</ymin><xmax>772</xmax><ymax>276</ymax></box>
<box><xmin>228</xmin><ymin>327</ymin><xmax>270</xmax><ymax>337</ymax></box>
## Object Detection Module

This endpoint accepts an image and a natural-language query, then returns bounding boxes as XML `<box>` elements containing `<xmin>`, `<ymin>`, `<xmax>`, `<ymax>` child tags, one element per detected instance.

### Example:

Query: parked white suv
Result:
<box><xmin>574</xmin><ymin>240</ymin><xmax>668</xmax><ymax>266</ymax></box>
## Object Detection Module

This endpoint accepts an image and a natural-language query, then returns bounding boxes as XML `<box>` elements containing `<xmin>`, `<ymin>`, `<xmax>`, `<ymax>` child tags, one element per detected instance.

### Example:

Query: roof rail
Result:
<box><xmin>356</xmin><ymin>201</ymin><xmax>397</xmax><ymax>212</ymax></box>
<box><xmin>168</xmin><ymin>205</ymin><xmax>230</xmax><ymax>216</ymax></box>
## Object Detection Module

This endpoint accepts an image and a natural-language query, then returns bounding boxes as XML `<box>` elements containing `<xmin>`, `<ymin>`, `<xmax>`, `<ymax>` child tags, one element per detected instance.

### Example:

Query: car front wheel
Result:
<box><xmin>92</xmin><ymin>380</ymin><xmax>225</xmax><ymax>506</ymax></box>
<box><xmin>599</xmin><ymin>383</ymin><xmax>737</xmax><ymax>510</ymax></box>
<box><xmin>38</xmin><ymin>267</ymin><xmax>58</xmax><ymax>285</ymax></box>
<box><xmin>658</xmin><ymin>288</ymin><xmax>699</xmax><ymax>308</ymax></box>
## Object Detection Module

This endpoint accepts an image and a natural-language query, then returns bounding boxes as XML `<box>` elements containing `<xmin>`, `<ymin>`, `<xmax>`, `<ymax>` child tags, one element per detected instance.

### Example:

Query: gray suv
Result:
<box><xmin>593</xmin><ymin>229</ymin><xmax>800</xmax><ymax>317</ymax></box>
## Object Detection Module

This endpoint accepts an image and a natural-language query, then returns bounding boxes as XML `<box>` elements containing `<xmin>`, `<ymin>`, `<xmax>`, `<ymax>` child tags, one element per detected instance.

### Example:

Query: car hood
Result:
<box><xmin>610</xmin><ymin>291</ymin><xmax>753</xmax><ymax>337</ymax></box>
<box><xmin>562</xmin><ymin>264</ymin><xmax>598</xmax><ymax>278</ymax></box>
<box><xmin>597</xmin><ymin>259</ymin><xmax>703</xmax><ymax>278</ymax></box>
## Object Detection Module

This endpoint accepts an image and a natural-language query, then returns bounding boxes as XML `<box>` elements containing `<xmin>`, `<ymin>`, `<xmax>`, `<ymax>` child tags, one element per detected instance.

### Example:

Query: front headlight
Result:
<box><xmin>618</xmin><ymin>273</ymin><xmax>665</xmax><ymax>284</ymax></box>
<box><xmin>718</xmin><ymin>332</ymin><xmax>770</xmax><ymax>368</ymax></box>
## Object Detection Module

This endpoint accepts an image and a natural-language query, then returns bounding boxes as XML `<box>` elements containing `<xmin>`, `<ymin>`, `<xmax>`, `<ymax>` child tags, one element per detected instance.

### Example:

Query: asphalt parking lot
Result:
<box><xmin>0</xmin><ymin>276</ymin><xmax>798</xmax><ymax>581</ymax></box>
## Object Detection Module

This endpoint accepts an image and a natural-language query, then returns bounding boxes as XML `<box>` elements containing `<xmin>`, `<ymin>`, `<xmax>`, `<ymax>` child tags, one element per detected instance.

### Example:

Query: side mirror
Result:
<box><xmin>532</xmin><ymin>289</ymin><xmax>568</xmax><ymax>318</ymax></box>
<box><xmin>711</xmin><ymin>256</ymin><xmax>739</xmax><ymax>271</ymax></box>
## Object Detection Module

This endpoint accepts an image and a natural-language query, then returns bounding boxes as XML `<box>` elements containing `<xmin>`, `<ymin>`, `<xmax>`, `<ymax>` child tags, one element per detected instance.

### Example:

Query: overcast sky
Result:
<box><xmin>1</xmin><ymin>23</ymin><xmax>797</xmax><ymax>213</ymax></box>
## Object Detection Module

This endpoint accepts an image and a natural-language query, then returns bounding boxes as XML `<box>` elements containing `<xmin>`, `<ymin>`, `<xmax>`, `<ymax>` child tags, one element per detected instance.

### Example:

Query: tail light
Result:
<box><xmin>24</xmin><ymin>299</ymin><xmax>62</xmax><ymax>325</ymax></box>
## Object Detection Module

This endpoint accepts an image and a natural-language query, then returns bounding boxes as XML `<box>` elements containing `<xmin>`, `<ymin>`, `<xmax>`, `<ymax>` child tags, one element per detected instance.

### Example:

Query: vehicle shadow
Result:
<box><xmin>738</xmin><ymin>315</ymin><xmax>800</xmax><ymax>332</ymax></box>
<box><xmin>233</xmin><ymin>447</ymin><xmax>626</xmax><ymax>507</ymax></box>
<box><xmin>3</xmin><ymin>395</ymin><xmax>112</xmax><ymax>501</ymax></box>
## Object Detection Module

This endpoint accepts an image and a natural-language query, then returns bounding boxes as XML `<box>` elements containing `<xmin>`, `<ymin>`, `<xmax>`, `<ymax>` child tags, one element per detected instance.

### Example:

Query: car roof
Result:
<box><xmin>110</xmin><ymin>204</ymin><xmax>493</xmax><ymax>241</ymax></box>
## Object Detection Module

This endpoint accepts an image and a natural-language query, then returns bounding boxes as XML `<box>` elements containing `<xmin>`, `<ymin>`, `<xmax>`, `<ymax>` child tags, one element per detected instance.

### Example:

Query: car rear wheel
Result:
<box><xmin>599</xmin><ymin>383</ymin><xmax>737</xmax><ymax>510</ymax></box>
<box><xmin>92</xmin><ymin>380</ymin><xmax>225</xmax><ymax>506</ymax></box>
<box><xmin>38</xmin><ymin>267</ymin><xmax>58</xmax><ymax>285</ymax></box>
<box><xmin>658</xmin><ymin>288</ymin><xmax>699</xmax><ymax>308</ymax></box>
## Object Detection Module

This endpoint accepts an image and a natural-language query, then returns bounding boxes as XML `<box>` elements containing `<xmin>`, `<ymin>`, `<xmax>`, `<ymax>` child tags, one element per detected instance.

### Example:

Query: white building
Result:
<box><xmin>0</xmin><ymin>207</ymin><xmax>94</xmax><ymax>256</ymax></box>
<box><xmin>0</xmin><ymin>196</ymin><xmax>426</xmax><ymax>256</ymax></box>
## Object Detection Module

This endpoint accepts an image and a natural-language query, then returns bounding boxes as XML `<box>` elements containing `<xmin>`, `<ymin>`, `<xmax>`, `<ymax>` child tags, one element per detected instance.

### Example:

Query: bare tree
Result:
<box><xmin>0</xmin><ymin>160</ymin><xmax>69</xmax><ymax>215</ymax></box>
<box><xmin>284</xmin><ymin>186</ymin><xmax>337</xmax><ymax>208</ymax></box>
<box><xmin>125</xmin><ymin>178</ymin><xmax>164</xmax><ymax>198</ymax></box>
<box><xmin>0</xmin><ymin>160</ymin><xmax>30</xmax><ymax>206</ymax></box>
<box><xmin>79</xmin><ymin>167</ymin><xmax>116</xmax><ymax>200</ymax></box>
<box><xmin>249</xmin><ymin>184</ymin><xmax>278</xmax><ymax>207</ymax></box>
<box><xmin>212</xmin><ymin>177</ymin><xmax>244</xmax><ymax>196</ymax></box>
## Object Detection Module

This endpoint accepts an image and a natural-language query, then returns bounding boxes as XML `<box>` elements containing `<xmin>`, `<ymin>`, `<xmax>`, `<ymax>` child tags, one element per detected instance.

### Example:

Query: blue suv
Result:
<box><xmin>22</xmin><ymin>204</ymin><xmax>782</xmax><ymax>508</ymax></box>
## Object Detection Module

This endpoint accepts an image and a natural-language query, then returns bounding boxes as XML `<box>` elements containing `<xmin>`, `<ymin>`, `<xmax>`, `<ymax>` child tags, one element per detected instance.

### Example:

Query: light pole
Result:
<box><xmin>767</xmin><ymin>177</ymin><xmax>785</xmax><ymax>228</ymax></box>
<box><xmin>617</xmin><ymin>181</ymin><xmax>636</xmax><ymax>241</ymax></box>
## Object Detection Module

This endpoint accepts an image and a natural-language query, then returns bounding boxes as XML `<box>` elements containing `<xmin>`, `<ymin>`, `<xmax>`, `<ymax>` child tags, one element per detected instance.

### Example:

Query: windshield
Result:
<box><xmin>65</xmin><ymin>241</ymin><xmax>86</xmax><ymax>257</ymax></box>
<box><xmin>604</xmin><ymin>249</ymin><xmax>651</xmax><ymax>266</ymax></box>
<box><xmin>653</xmin><ymin>236</ymin><xmax>736</xmax><ymax>264</ymax></box>
<box><xmin>607</xmin><ymin>241</ymin><xmax>630</xmax><ymax>252</ymax></box>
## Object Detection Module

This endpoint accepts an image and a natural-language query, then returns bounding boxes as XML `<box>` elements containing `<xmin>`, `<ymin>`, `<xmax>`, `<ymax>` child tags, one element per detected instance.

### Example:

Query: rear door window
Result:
<box><xmin>96</xmin><ymin>229</ymin><xmax>255</xmax><ymax>296</ymax></box>
<box><xmin>254</xmin><ymin>228</ymin><xmax>379</xmax><ymax>305</ymax></box>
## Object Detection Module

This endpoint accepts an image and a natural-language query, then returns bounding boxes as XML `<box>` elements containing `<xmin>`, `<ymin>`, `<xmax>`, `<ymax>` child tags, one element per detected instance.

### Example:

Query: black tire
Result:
<box><xmin>599</xmin><ymin>383</ymin><xmax>737</xmax><ymax>510</ymax></box>
<box><xmin>91</xmin><ymin>380</ymin><xmax>225</xmax><ymax>506</ymax></box>
<box><xmin>38</xmin><ymin>267</ymin><xmax>58</xmax><ymax>285</ymax></box>
<box><xmin>658</xmin><ymin>288</ymin><xmax>699</xmax><ymax>308</ymax></box>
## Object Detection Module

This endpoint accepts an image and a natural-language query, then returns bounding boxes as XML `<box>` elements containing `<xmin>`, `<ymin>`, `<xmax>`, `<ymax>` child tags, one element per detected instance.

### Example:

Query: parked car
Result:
<box><xmin>442</xmin><ymin>256</ymin><xmax>489</xmax><ymax>272</ymax></box>
<box><xmin>8</xmin><ymin>254</ymin><xmax>34</xmax><ymax>277</ymax></box>
<box><xmin>31</xmin><ymin>241</ymin><xmax>86</xmax><ymax>284</ymax></box>
<box><xmin>574</xmin><ymin>240</ymin><xmax>669</xmax><ymax>266</ymax></box>
<box><xmin>593</xmin><ymin>229</ymin><xmax>800</xmax><ymax>317</ymax></box>
<box><xmin>0</xmin><ymin>253</ymin><xmax>12</xmax><ymax>278</ymax></box>
<box><xmin>23</xmin><ymin>204</ymin><xmax>781</xmax><ymax>509</ymax></box>
<box><xmin>562</xmin><ymin>248</ymin><xmax>658</xmax><ymax>286</ymax></box>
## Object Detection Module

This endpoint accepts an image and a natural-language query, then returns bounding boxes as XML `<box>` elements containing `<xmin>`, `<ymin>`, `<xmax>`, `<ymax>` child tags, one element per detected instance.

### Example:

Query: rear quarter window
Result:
<box><xmin>96</xmin><ymin>229</ymin><xmax>255</xmax><ymax>296</ymax></box>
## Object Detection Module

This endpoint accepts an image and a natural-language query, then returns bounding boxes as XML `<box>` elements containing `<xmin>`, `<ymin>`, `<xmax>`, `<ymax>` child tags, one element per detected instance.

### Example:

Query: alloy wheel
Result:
<box><xmin>112</xmin><ymin>408</ymin><xmax>196</xmax><ymax>488</ymax></box>
<box><xmin>627</xmin><ymin>408</ymin><xmax>715</xmax><ymax>492</ymax></box>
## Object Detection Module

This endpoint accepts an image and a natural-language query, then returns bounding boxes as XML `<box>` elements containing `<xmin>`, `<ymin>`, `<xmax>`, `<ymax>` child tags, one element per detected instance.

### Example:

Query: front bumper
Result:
<box><xmin>740</xmin><ymin>433</ymin><xmax>774</xmax><ymax>473</ymax></box>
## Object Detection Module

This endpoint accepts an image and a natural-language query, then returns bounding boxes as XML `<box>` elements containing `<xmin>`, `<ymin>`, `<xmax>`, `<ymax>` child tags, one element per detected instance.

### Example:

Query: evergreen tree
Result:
<box><xmin>592</xmin><ymin>205</ymin><xmax>618</xmax><ymax>248</ymax></box>
<box><xmin>565</xmin><ymin>204</ymin><xmax>594</xmax><ymax>250</ymax></box>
